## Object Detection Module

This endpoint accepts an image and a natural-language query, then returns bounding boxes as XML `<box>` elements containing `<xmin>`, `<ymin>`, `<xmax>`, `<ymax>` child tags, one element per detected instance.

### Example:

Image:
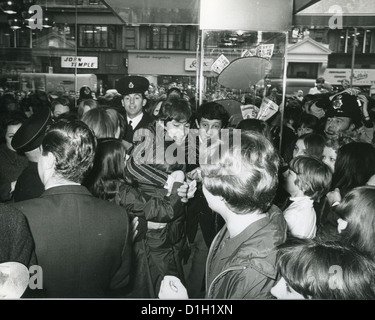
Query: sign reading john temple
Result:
<box><xmin>61</xmin><ymin>56</ymin><xmax>98</xmax><ymax>69</ymax></box>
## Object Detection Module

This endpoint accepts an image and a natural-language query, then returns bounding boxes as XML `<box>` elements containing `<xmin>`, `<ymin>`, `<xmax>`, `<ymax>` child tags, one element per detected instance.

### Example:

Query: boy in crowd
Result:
<box><xmin>282</xmin><ymin>155</ymin><xmax>332</xmax><ymax>239</ymax></box>
<box><xmin>183</xmin><ymin>101</ymin><xmax>230</xmax><ymax>298</ymax></box>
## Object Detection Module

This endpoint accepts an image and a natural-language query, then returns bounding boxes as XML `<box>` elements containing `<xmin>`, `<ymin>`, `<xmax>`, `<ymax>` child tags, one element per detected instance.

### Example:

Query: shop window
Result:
<box><xmin>338</xmin><ymin>28</ymin><xmax>373</xmax><ymax>54</ymax></box>
<box><xmin>78</xmin><ymin>25</ymin><xmax>116</xmax><ymax>48</ymax></box>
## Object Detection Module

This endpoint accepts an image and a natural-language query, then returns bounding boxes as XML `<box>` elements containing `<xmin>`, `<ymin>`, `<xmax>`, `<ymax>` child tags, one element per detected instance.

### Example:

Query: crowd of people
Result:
<box><xmin>0</xmin><ymin>75</ymin><xmax>375</xmax><ymax>299</ymax></box>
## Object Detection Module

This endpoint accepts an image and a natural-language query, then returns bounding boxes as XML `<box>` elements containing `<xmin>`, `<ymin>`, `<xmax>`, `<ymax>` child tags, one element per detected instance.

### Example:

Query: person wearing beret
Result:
<box><xmin>12</xmin><ymin>120</ymin><xmax>132</xmax><ymax>298</ymax></box>
<box><xmin>11</xmin><ymin>106</ymin><xmax>52</xmax><ymax>202</ymax></box>
<box><xmin>115</xmin><ymin>75</ymin><xmax>154</xmax><ymax>145</ymax></box>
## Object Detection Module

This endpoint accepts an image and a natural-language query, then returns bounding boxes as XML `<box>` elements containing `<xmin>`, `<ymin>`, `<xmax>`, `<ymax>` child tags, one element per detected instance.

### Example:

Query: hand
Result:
<box><xmin>177</xmin><ymin>180</ymin><xmax>197</xmax><ymax>203</ymax></box>
<box><xmin>158</xmin><ymin>275</ymin><xmax>189</xmax><ymax>299</ymax></box>
<box><xmin>327</xmin><ymin>188</ymin><xmax>342</xmax><ymax>206</ymax></box>
<box><xmin>170</xmin><ymin>170</ymin><xmax>185</xmax><ymax>183</ymax></box>
<box><xmin>147</xmin><ymin>221</ymin><xmax>167</xmax><ymax>230</ymax></box>
<box><xmin>165</xmin><ymin>170</ymin><xmax>185</xmax><ymax>196</ymax></box>
<box><xmin>343</xmin><ymin>88</ymin><xmax>361</xmax><ymax>96</ymax></box>
<box><xmin>358</xmin><ymin>94</ymin><xmax>369</xmax><ymax>117</ymax></box>
<box><xmin>187</xmin><ymin>167</ymin><xmax>202</xmax><ymax>182</ymax></box>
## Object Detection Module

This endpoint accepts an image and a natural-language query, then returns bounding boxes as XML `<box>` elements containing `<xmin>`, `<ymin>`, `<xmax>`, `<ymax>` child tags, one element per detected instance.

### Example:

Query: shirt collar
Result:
<box><xmin>127</xmin><ymin>112</ymin><xmax>143</xmax><ymax>129</ymax></box>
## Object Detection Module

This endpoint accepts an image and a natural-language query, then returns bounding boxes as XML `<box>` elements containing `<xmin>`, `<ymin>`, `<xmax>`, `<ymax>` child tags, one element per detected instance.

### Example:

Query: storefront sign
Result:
<box><xmin>323</xmin><ymin>68</ymin><xmax>375</xmax><ymax>86</ymax></box>
<box><xmin>128</xmin><ymin>51</ymin><xmax>196</xmax><ymax>76</ymax></box>
<box><xmin>184</xmin><ymin>58</ymin><xmax>213</xmax><ymax>71</ymax></box>
<box><xmin>61</xmin><ymin>56</ymin><xmax>98</xmax><ymax>69</ymax></box>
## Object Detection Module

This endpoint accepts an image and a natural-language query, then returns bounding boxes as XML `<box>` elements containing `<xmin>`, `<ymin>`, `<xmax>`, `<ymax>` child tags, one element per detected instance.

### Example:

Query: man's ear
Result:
<box><xmin>349</xmin><ymin>122</ymin><xmax>356</xmax><ymax>132</ymax></box>
<box><xmin>121</xmin><ymin>99</ymin><xmax>125</xmax><ymax>107</ymax></box>
<box><xmin>142</xmin><ymin>98</ymin><xmax>147</xmax><ymax>107</ymax></box>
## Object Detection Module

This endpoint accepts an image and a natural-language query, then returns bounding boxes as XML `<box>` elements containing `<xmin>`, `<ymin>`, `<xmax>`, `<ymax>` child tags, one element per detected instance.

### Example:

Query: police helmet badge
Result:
<box><xmin>333</xmin><ymin>95</ymin><xmax>343</xmax><ymax>110</ymax></box>
<box><xmin>128</xmin><ymin>82</ymin><xmax>134</xmax><ymax>89</ymax></box>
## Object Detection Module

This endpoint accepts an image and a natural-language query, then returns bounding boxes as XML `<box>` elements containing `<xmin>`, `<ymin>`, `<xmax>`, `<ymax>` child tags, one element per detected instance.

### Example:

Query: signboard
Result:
<box><xmin>128</xmin><ymin>51</ymin><xmax>196</xmax><ymax>76</ymax></box>
<box><xmin>210</xmin><ymin>54</ymin><xmax>230</xmax><ymax>74</ymax></box>
<box><xmin>184</xmin><ymin>58</ymin><xmax>213</xmax><ymax>71</ymax></box>
<box><xmin>61</xmin><ymin>56</ymin><xmax>98</xmax><ymax>69</ymax></box>
<box><xmin>323</xmin><ymin>68</ymin><xmax>375</xmax><ymax>86</ymax></box>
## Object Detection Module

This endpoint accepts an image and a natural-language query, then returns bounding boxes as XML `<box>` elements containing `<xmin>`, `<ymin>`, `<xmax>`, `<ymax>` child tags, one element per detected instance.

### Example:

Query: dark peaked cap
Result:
<box><xmin>115</xmin><ymin>75</ymin><xmax>149</xmax><ymax>96</ymax></box>
<box><xmin>11</xmin><ymin>106</ymin><xmax>52</xmax><ymax>153</ymax></box>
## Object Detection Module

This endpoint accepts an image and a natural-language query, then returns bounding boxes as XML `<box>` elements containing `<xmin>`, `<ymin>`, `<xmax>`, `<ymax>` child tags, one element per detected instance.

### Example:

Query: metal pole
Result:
<box><xmin>350</xmin><ymin>27</ymin><xmax>357</xmax><ymax>88</ymax></box>
<box><xmin>279</xmin><ymin>31</ymin><xmax>289</xmax><ymax>156</ymax></box>
<box><xmin>199</xmin><ymin>30</ymin><xmax>205</xmax><ymax>107</ymax></box>
<box><xmin>13</xmin><ymin>30</ymin><xmax>17</xmax><ymax>48</ymax></box>
<box><xmin>195</xmin><ymin>29</ymin><xmax>201</xmax><ymax>112</ymax></box>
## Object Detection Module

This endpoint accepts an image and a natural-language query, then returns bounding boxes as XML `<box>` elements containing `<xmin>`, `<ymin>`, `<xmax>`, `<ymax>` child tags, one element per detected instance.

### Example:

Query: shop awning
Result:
<box><xmin>294</xmin><ymin>0</ymin><xmax>375</xmax><ymax>27</ymax></box>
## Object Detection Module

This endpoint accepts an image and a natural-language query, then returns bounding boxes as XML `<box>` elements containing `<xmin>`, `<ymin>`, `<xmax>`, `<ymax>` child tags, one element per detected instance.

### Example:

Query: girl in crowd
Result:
<box><xmin>296</xmin><ymin>113</ymin><xmax>320</xmax><ymax>137</ymax></box>
<box><xmin>271</xmin><ymin>237</ymin><xmax>375</xmax><ymax>299</ymax></box>
<box><xmin>335</xmin><ymin>186</ymin><xmax>375</xmax><ymax>261</ymax></box>
<box><xmin>317</xmin><ymin>142</ymin><xmax>375</xmax><ymax>236</ymax></box>
<box><xmin>292</xmin><ymin>133</ymin><xmax>325</xmax><ymax>159</ymax></box>
<box><xmin>84</xmin><ymin>137</ymin><xmax>188</xmax><ymax>298</ymax></box>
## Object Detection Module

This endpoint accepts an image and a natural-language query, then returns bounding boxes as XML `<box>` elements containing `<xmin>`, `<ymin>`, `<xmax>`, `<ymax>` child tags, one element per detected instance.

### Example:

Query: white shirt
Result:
<box><xmin>283</xmin><ymin>196</ymin><xmax>317</xmax><ymax>239</ymax></box>
<box><xmin>127</xmin><ymin>112</ymin><xmax>143</xmax><ymax>130</ymax></box>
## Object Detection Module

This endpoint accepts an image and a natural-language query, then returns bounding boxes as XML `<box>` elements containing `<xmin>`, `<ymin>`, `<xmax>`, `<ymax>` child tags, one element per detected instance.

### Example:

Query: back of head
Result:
<box><xmin>41</xmin><ymin>120</ymin><xmax>96</xmax><ymax>183</ymax></box>
<box><xmin>236</xmin><ymin>118</ymin><xmax>272</xmax><ymax>141</ymax></box>
<box><xmin>289</xmin><ymin>155</ymin><xmax>332</xmax><ymax>201</ymax></box>
<box><xmin>336</xmin><ymin>186</ymin><xmax>375</xmax><ymax>260</ymax></box>
<box><xmin>167</xmin><ymin>87</ymin><xmax>183</xmax><ymax>99</ymax></box>
<box><xmin>316</xmin><ymin>77</ymin><xmax>325</xmax><ymax>84</ymax></box>
<box><xmin>81</xmin><ymin>107</ymin><xmax>117</xmax><ymax>139</ymax></box>
<box><xmin>332</xmin><ymin>142</ymin><xmax>375</xmax><ymax>195</ymax></box>
<box><xmin>196</xmin><ymin>101</ymin><xmax>230</xmax><ymax>128</ymax></box>
<box><xmin>201</xmin><ymin>130</ymin><xmax>279</xmax><ymax>214</ymax></box>
<box><xmin>277</xmin><ymin>237</ymin><xmax>375</xmax><ymax>299</ymax></box>
<box><xmin>86</xmin><ymin>137</ymin><xmax>127</xmax><ymax>200</ymax></box>
<box><xmin>77</xmin><ymin>98</ymin><xmax>98</xmax><ymax>119</ymax></box>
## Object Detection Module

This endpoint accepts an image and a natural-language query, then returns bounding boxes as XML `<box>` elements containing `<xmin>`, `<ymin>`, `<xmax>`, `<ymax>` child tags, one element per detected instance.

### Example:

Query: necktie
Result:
<box><xmin>128</xmin><ymin>120</ymin><xmax>133</xmax><ymax>130</ymax></box>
